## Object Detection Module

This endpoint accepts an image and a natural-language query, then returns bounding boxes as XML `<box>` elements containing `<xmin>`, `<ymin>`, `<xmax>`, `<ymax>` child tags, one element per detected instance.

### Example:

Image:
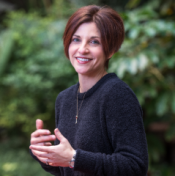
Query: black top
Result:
<box><xmin>30</xmin><ymin>73</ymin><xmax>148</xmax><ymax>176</ymax></box>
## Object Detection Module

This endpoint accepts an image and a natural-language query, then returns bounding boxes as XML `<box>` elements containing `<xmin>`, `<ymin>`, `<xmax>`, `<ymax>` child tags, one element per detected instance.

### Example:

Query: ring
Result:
<box><xmin>46</xmin><ymin>159</ymin><xmax>49</xmax><ymax>165</ymax></box>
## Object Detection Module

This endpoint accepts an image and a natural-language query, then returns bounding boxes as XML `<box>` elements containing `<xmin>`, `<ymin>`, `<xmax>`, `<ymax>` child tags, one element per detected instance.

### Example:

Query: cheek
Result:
<box><xmin>68</xmin><ymin>45</ymin><xmax>71</xmax><ymax>59</ymax></box>
<box><xmin>94</xmin><ymin>49</ymin><xmax>106</xmax><ymax>61</ymax></box>
<box><xmin>68</xmin><ymin>46</ymin><xmax>74</xmax><ymax>64</ymax></box>
<box><xmin>68</xmin><ymin>43</ymin><xmax>76</xmax><ymax>55</ymax></box>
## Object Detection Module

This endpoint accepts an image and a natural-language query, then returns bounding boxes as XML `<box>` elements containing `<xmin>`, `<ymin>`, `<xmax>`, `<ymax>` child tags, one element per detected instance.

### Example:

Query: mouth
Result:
<box><xmin>76</xmin><ymin>57</ymin><xmax>92</xmax><ymax>64</ymax></box>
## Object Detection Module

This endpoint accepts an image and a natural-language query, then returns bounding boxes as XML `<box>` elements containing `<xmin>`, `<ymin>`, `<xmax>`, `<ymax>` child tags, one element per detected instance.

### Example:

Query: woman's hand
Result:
<box><xmin>30</xmin><ymin>119</ymin><xmax>56</xmax><ymax>162</ymax></box>
<box><xmin>30</xmin><ymin>128</ymin><xmax>75</xmax><ymax>167</ymax></box>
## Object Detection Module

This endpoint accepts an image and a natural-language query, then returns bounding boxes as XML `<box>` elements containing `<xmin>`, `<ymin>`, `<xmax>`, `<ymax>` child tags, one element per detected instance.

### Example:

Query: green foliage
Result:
<box><xmin>109</xmin><ymin>0</ymin><xmax>175</xmax><ymax>123</ymax></box>
<box><xmin>27</xmin><ymin>0</ymin><xmax>76</xmax><ymax>17</ymax></box>
<box><xmin>69</xmin><ymin>0</ymin><xmax>100</xmax><ymax>8</ymax></box>
<box><xmin>0</xmin><ymin>140</ymin><xmax>50</xmax><ymax>176</ymax></box>
<box><xmin>0</xmin><ymin>12</ymin><xmax>77</xmax><ymax>138</ymax></box>
<box><xmin>0</xmin><ymin>30</ymin><xmax>14</xmax><ymax>77</ymax></box>
<box><xmin>149</xmin><ymin>164</ymin><xmax>175</xmax><ymax>176</ymax></box>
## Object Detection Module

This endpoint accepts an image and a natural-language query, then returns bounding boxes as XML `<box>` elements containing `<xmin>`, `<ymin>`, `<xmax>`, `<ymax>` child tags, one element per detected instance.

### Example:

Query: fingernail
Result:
<box><xmin>47</xmin><ymin>131</ymin><xmax>50</xmax><ymax>134</ymax></box>
<box><xmin>51</xmin><ymin>135</ymin><xmax>56</xmax><ymax>139</ymax></box>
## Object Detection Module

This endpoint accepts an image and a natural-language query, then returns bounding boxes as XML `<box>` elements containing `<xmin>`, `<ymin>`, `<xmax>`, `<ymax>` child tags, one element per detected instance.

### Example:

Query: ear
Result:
<box><xmin>108</xmin><ymin>52</ymin><xmax>114</xmax><ymax>59</ymax></box>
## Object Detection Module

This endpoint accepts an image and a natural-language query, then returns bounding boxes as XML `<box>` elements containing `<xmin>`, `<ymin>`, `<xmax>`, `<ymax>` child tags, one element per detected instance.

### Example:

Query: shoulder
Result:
<box><xmin>55</xmin><ymin>83</ymin><xmax>78</xmax><ymax>106</ymax></box>
<box><xmin>102</xmin><ymin>74</ymin><xmax>139</xmax><ymax>103</ymax></box>
<box><xmin>101</xmin><ymin>73</ymin><xmax>142</xmax><ymax>115</ymax></box>
<box><xmin>103</xmin><ymin>74</ymin><xmax>143</xmax><ymax>130</ymax></box>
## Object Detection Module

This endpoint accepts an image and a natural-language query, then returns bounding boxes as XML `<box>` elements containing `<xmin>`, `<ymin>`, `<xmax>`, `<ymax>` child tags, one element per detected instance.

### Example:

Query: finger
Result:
<box><xmin>32</xmin><ymin>142</ymin><xmax>52</xmax><ymax>146</ymax></box>
<box><xmin>32</xmin><ymin>149</ymin><xmax>48</xmax><ymax>155</ymax></box>
<box><xmin>31</xmin><ymin>135</ymin><xmax>56</xmax><ymax>144</ymax></box>
<box><xmin>37</xmin><ymin>152</ymin><xmax>51</xmax><ymax>158</ymax></box>
<box><xmin>30</xmin><ymin>145</ymin><xmax>53</xmax><ymax>153</ymax></box>
<box><xmin>31</xmin><ymin>149</ymin><xmax>48</xmax><ymax>158</ymax></box>
<box><xmin>36</xmin><ymin>119</ymin><xmax>43</xmax><ymax>130</ymax></box>
<box><xmin>40</xmin><ymin>158</ymin><xmax>52</xmax><ymax>165</ymax></box>
<box><xmin>32</xmin><ymin>142</ymin><xmax>45</xmax><ymax>146</ymax></box>
<box><xmin>54</xmin><ymin>128</ymin><xmax>66</xmax><ymax>143</ymax></box>
<box><xmin>31</xmin><ymin>129</ymin><xmax>51</xmax><ymax>138</ymax></box>
<box><xmin>44</xmin><ymin>142</ymin><xmax>52</xmax><ymax>146</ymax></box>
<box><xmin>36</xmin><ymin>155</ymin><xmax>50</xmax><ymax>163</ymax></box>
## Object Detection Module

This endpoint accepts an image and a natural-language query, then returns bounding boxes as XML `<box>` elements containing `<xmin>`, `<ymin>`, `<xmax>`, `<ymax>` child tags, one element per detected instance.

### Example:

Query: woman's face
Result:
<box><xmin>68</xmin><ymin>22</ymin><xmax>107</xmax><ymax>77</ymax></box>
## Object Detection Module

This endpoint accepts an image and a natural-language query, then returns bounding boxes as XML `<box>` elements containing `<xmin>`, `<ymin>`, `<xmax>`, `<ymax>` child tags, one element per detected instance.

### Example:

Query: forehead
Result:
<box><xmin>74</xmin><ymin>22</ymin><xmax>101</xmax><ymax>37</ymax></box>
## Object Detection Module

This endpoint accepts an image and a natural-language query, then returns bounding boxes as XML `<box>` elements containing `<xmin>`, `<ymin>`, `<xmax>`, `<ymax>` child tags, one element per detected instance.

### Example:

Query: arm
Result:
<box><xmin>73</xmin><ymin>85</ymin><xmax>148</xmax><ymax>176</ymax></box>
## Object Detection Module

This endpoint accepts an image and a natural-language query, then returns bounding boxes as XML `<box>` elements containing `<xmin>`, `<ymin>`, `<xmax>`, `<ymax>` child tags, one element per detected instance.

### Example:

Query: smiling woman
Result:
<box><xmin>29</xmin><ymin>5</ymin><xmax>148</xmax><ymax>176</ymax></box>
<box><xmin>68</xmin><ymin>22</ymin><xmax>107</xmax><ymax>81</ymax></box>
<box><xmin>63</xmin><ymin>5</ymin><xmax>124</xmax><ymax>70</ymax></box>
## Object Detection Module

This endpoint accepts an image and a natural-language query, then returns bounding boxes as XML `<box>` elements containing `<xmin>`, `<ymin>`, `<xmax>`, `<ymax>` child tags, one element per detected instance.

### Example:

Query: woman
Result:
<box><xmin>30</xmin><ymin>5</ymin><xmax>148</xmax><ymax>176</ymax></box>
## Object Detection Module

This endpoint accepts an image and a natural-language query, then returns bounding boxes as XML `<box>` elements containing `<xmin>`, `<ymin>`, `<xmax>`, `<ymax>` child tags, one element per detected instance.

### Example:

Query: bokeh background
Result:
<box><xmin>0</xmin><ymin>0</ymin><xmax>175</xmax><ymax>175</ymax></box>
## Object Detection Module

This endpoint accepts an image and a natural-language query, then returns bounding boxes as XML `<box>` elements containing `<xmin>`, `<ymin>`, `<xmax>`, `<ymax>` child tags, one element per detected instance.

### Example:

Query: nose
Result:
<box><xmin>78</xmin><ymin>42</ymin><xmax>89</xmax><ymax>54</ymax></box>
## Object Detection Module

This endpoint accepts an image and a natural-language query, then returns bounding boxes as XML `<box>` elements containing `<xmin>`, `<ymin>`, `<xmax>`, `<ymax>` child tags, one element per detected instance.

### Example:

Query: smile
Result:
<box><xmin>76</xmin><ymin>57</ymin><xmax>92</xmax><ymax>64</ymax></box>
<box><xmin>76</xmin><ymin>58</ymin><xmax>91</xmax><ymax>61</ymax></box>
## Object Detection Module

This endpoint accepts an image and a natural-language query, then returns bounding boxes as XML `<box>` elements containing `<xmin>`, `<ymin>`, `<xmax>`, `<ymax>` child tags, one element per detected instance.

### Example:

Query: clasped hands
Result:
<box><xmin>30</xmin><ymin>119</ymin><xmax>75</xmax><ymax>167</ymax></box>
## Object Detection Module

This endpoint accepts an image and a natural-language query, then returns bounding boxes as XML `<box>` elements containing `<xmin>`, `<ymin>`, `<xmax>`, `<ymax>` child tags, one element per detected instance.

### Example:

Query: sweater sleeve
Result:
<box><xmin>74</xmin><ymin>84</ymin><xmax>148</xmax><ymax>176</ymax></box>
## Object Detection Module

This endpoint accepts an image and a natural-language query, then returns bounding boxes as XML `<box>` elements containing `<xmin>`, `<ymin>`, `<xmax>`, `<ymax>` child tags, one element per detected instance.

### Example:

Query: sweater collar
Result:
<box><xmin>76</xmin><ymin>73</ymin><xmax>117</xmax><ymax>100</ymax></box>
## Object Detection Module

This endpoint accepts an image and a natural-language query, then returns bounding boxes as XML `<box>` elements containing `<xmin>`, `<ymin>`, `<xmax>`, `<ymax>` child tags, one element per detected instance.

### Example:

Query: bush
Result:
<box><xmin>0</xmin><ymin>140</ymin><xmax>50</xmax><ymax>176</ymax></box>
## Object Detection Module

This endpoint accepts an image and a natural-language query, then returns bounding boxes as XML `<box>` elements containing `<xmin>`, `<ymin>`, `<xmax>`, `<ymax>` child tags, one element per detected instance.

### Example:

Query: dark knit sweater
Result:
<box><xmin>30</xmin><ymin>73</ymin><xmax>148</xmax><ymax>176</ymax></box>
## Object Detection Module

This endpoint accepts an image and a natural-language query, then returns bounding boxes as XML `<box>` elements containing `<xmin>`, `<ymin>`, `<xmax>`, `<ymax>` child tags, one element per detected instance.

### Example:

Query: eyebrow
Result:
<box><xmin>73</xmin><ymin>34</ymin><xmax>100</xmax><ymax>38</ymax></box>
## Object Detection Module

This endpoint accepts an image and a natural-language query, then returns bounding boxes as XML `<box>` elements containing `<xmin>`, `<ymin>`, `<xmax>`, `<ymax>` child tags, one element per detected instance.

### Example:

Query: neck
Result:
<box><xmin>78</xmin><ymin>70</ymin><xmax>107</xmax><ymax>93</ymax></box>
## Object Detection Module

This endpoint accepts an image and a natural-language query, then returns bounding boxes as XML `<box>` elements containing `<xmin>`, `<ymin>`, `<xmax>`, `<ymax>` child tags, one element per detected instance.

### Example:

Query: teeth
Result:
<box><xmin>77</xmin><ymin>58</ymin><xmax>89</xmax><ymax>61</ymax></box>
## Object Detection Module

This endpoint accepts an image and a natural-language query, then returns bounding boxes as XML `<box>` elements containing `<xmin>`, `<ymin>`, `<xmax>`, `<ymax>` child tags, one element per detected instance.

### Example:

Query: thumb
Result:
<box><xmin>36</xmin><ymin>119</ymin><xmax>43</xmax><ymax>130</ymax></box>
<box><xmin>54</xmin><ymin>128</ymin><xmax>65</xmax><ymax>142</ymax></box>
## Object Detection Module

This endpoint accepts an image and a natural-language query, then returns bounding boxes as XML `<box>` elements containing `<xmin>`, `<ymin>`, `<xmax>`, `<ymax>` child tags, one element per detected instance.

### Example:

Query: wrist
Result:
<box><xmin>68</xmin><ymin>150</ymin><xmax>76</xmax><ymax>168</ymax></box>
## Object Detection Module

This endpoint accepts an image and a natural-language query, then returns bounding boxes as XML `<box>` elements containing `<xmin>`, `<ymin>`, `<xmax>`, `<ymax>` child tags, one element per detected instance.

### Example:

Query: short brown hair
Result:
<box><xmin>63</xmin><ymin>5</ymin><xmax>125</xmax><ymax>69</ymax></box>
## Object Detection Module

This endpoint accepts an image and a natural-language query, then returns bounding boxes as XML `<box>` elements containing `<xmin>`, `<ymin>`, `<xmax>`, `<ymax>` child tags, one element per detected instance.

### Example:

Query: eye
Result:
<box><xmin>90</xmin><ymin>40</ymin><xmax>100</xmax><ymax>44</ymax></box>
<box><xmin>71</xmin><ymin>37</ymin><xmax>80</xmax><ymax>42</ymax></box>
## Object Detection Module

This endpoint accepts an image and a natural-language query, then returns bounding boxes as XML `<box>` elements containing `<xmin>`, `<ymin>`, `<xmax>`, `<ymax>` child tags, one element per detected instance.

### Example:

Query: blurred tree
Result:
<box><xmin>0</xmin><ymin>15</ymin><xmax>77</xmax><ymax>146</ymax></box>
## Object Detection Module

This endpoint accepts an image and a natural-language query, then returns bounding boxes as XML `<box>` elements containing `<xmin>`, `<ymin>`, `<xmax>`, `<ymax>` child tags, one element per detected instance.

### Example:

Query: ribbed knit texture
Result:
<box><xmin>30</xmin><ymin>73</ymin><xmax>148</xmax><ymax>176</ymax></box>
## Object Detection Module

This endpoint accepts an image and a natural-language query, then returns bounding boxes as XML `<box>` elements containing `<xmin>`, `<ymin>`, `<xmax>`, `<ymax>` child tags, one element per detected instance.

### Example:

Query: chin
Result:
<box><xmin>76</xmin><ymin>71</ymin><xmax>92</xmax><ymax>76</ymax></box>
<box><xmin>75</xmin><ymin>67</ymin><xmax>90</xmax><ymax>75</ymax></box>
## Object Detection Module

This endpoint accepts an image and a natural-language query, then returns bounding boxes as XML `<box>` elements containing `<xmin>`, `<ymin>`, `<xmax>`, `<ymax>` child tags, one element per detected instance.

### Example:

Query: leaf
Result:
<box><xmin>125</xmin><ymin>0</ymin><xmax>141</xmax><ymax>9</ymax></box>
<box><xmin>165</xmin><ymin>123</ymin><xmax>175</xmax><ymax>141</ymax></box>
<box><xmin>0</xmin><ymin>30</ymin><xmax>14</xmax><ymax>77</ymax></box>
<box><xmin>171</xmin><ymin>92</ymin><xmax>175</xmax><ymax>114</ymax></box>
<box><xmin>144</xmin><ymin>27</ymin><xmax>157</xmax><ymax>37</ymax></box>
<box><xmin>137</xmin><ymin>53</ymin><xmax>149</xmax><ymax>71</ymax></box>
<box><xmin>147</xmin><ymin>134</ymin><xmax>165</xmax><ymax>163</ymax></box>
<box><xmin>156</xmin><ymin>93</ymin><xmax>169</xmax><ymax>116</ymax></box>
<box><xmin>128</xmin><ymin>27</ymin><xmax>140</xmax><ymax>39</ymax></box>
<box><xmin>117</xmin><ymin>59</ymin><xmax>127</xmax><ymax>78</ymax></box>
<box><xmin>128</xmin><ymin>58</ymin><xmax>137</xmax><ymax>74</ymax></box>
